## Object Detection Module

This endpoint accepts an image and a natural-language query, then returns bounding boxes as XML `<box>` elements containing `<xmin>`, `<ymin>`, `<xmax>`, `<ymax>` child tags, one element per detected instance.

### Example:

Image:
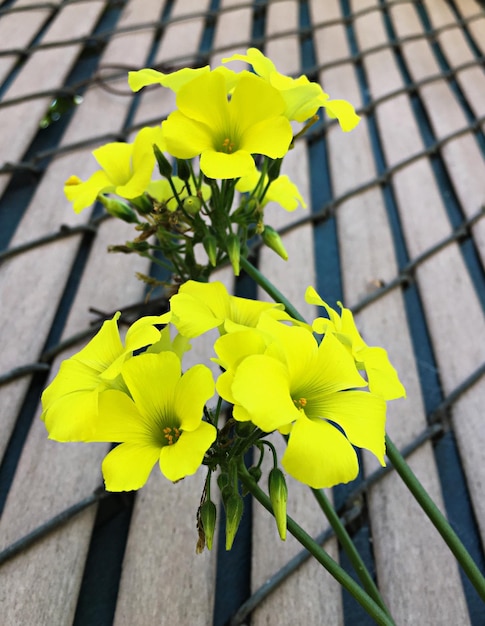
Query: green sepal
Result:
<box><xmin>226</xmin><ymin>234</ymin><xmax>241</xmax><ymax>276</ymax></box>
<box><xmin>153</xmin><ymin>144</ymin><xmax>172</xmax><ymax>178</ymax></box>
<box><xmin>268</xmin><ymin>468</ymin><xmax>288</xmax><ymax>541</ymax></box>
<box><xmin>262</xmin><ymin>225</ymin><xmax>288</xmax><ymax>261</ymax></box>
<box><xmin>200</xmin><ymin>500</ymin><xmax>217</xmax><ymax>551</ymax></box>
<box><xmin>98</xmin><ymin>195</ymin><xmax>139</xmax><ymax>224</ymax></box>
<box><xmin>224</xmin><ymin>494</ymin><xmax>244</xmax><ymax>550</ymax></box>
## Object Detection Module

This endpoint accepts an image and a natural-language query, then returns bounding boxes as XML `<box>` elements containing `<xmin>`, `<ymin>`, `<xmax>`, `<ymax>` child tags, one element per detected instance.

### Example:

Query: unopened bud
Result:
<box><xmin>183</xmin><ymin>195</ymin><xmax>202</xmax><ymax>215</ymax></box>
<box><xmin>267</xmin><ymin>158</ymin><xmax>283</xmax><ymax>182</ymax></box>
<box><xmin>262</xmin><ymin>225</ymin><xmax>288</xmax><ymax>261</ymax></box>
<box><xmin>153</xmin><ymin>144</ymin><xmax>172</xmax><ymax>178</ymax></box>
<box><xmin>224</xmin><ymin>494</ymin><xmax>244</xmax><ymax>550</ymax></box>
<box><xmin>268</xmin><ymin>468</ymin><xmax>288</xmax><ymax>541</ymax></box>
<box><xmin>203</xmin><ymin>235</ymin><xmax>218</xmax><ymax>267</ymax></box>
<box><xmin>226</xmin><ymin>234</ymin><xmax>241</xmax><ymax>276</ymax></box>
<box><xmin>200</xmin><ymin>500</ymin><xmax>217</xmax><ymax>551</ymax></box>
<box><xmin>176</xmin><ymin>158</ymin><xmax>190</xmax><ymax>181</ymax></box>
<box><xmin>126</xmin><ymin>240</ymin><xmax>150</xmax><ymax>252</ymax></box>
<box><xmin>99</xmin><ymin>195</ymin><xmax>139</xmax><ymax>224</ymax></box>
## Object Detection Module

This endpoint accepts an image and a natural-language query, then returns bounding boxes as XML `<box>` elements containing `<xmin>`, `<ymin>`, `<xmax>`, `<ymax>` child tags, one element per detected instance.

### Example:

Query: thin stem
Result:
<box><xmin>239</xmin><ymin>465</ymin><xmax>395</xmax><ymax>626</ymax></box>
<box><xmin>385</xmin><ymin>435</ymin><xmax>485</xmax><ymax>602</ymax></box>
<box><xmin>242</xmin><ymin>255</ymin><xmax>485</xmax><ymax>605</ymax></box>
<box><xmin>312</xmin><ymin>488</ymin><xmax>392</xmax><ymax>619</ymax></box>
<box><xmin>239</xmin><ymin>257</ymin><xmax>304</xmax><ymax>322</ymax></box>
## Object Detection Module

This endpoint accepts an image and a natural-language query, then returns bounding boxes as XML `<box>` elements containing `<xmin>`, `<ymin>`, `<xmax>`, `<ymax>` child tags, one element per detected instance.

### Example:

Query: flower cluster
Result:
<box><xmin>63</xmin><ymin>49</ymin><xmax>360</xmax><ymax>284</ymax></box>
<box><xmin>43</xmin><ymin>51</ymin><xmax>405</xmax><ymax>551</ymax></box>
<box><xmin>43</xmin><ymin>282</ymin><xmax>404</xmax><ymax>498</ymax></box>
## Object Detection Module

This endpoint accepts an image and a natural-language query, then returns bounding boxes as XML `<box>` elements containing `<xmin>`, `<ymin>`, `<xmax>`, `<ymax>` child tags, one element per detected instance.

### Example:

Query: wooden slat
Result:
<box><xmin>0</xmin><ymin>0</ymin><xmax>63</xmax><ymax>85</ymax></box>
<box><xmin>390</xmin><ymin>0</ymin><xmax>485</xmax><ymax>264</ymax></box>
<box><xmin>0</xmin><ymin>2</ymin><xmax>168</xmax><ymax>623</ymax></box>
<box><xmin>388</xmin><ymin>0</ymin><xmax>485</xmax><ymax>545</ymax></box>
<box><xmin>0</xmin><ymin>0</ymin><xmax>107</xmax><ymax>199</ymax></box>
<box><xmin>0</xmin><ymin>0</ymin><xmax>163</xmax><ymax>457</ymax></box>
<box><xmin>249</xmin><ymin>2</ymin><xmax>344</xmax><ymax>624</ymax></box>
<box><xmin>350</xmin><ymin>0</ymin><xmax>480</xmax><ymax>621</ymax></box>
<box><xmin>314</xmin><ymin>0</ymin><xmax>472</xmax><ymax>622</ymax></box>
<box><xmin>110</xmin><ymin>3</ymin><xmax>219</xmax><ymax>625</ymax></box>
<box><xmin>454</xmin><ymin>0</ymin><xmax>485</xmax><ymax>57</ymax></box>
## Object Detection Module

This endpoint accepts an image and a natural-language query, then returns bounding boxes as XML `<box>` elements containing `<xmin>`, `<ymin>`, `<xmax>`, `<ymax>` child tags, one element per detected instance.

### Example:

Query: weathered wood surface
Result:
<box><xmin>1</xmin><ymin>0</ymin><xmax>484</xmax><ymax>624</ymax></box>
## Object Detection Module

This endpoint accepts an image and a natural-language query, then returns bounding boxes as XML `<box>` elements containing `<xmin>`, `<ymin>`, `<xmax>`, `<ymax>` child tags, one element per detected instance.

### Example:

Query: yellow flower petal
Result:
<box><xmin>231</xmin><ymin>354</ymin><xmax>299</xmax><ymax>432</ymax></box>
<box><xmin>174</xmin><ymin>364</ymin><xmax>215</xmax><ymax>431</ymax></box>
<box><xmin>324</xmin><ymin>99</ymin><xmax>361</xmax><ymax>132</ymax></box>
<box><xmin>128</xmin><ymin>66</ymin><xmax>210</xmax><ymax>93</ymax></box>
<box><xmin>159</xmin><ymin>421</ymin><xmax>216</xmax><ymax>482</ymax></box>
<box><xmin>200</xmin><ymin>149</ymin><xmax>255</xmax><ymax>179</ymax></box>
<box><xmin>309</xmin><ymin>390</ymin><xmax>387</xmax><ymax>465</ymax></box>
<box><xmin>282</xmin><ymin>413</ymin><xmax>359</xmax><ymax>488</ymax></box>
<box><xmin>102</xmin><ymin>442</ymin><xmax>161</xmax><ymax>491</ymax></box>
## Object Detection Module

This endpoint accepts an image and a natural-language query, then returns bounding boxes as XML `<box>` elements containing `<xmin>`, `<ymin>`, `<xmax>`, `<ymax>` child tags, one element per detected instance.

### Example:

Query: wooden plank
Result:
<box><xmin>0</xmin><ymin>0</ymin><xmax>164</xmax><ymax>458</ymax></box>
<box><xmin>454</xmin><ymin>0</ymin><xmax>485</xmax><ymax>57</ymax></box>
<box><xmin>0</xmin><ymin>0</ymin><xmax>107</xmax><ymax>199</ymax></box>
<box><xmin>390</xmin><ymin>0</ymin><xmax>485</xmax><ymax>265</ymax></box>
<box><xmin>110</xmin><ymin>3</ymin><xmax>219</xmax><ymax>625</ymax></box>
<box><xmin>317</xmin><ymin>0</ymin><xmax>472</xmax><ymax>622</ymax></box>
<box><xmin>0</xmin><ymin>2</ymin><xmax>169</xmax><ymax>624</ymax></box>
<box><xmin>381</xmin><ymin>0</ymin><xmax>485</xmax><ymax>546</ymax></box>
<box><xmin>247</xmin><ymin>3</ymin><xmax>344</xmax><ymax>624</ymax></box>
<box><xmin>0</xmin><ymin>0</ymin><xmax>63</xmax><ymax>85</ymax></box>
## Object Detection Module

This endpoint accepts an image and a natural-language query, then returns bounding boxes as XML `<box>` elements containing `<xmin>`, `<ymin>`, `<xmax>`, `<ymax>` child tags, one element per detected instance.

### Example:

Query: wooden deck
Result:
<box><xmin>1</xmin><ymin>0</ymin><xmax>484</xmax><ymax>624</ymax></box>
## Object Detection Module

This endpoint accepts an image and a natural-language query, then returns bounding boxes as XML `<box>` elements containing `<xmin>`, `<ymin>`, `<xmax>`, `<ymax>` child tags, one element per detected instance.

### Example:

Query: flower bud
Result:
<box><xmin>126</xmin><ymin>240</ymin><xmax>150</xmax><ymax>252</ymax></box>
<box><xmin>224</xmin><ymin>494</ymin><xmax>244</xmax><ymax>550</ymax></box>
<box><xmin>176</xmin><ymin>158</ymin><xmax>191</xmax><ymax>181</ymax></box>
<box><xmin>267</xmin><ymin>157</ymin><xmax>283</xmax><ymax>182</ymax></box>
<box><xmin>203</xmin><ymin>235</ymin><xmax>218</xmax><ymax>267</ymax></box>
<box><xmin>262</xmin><ymin>225</ymin><xmax>288</xmax><ymax>261</ymax></box>
<box><xmin>98</xmin><ymin>195</ymin><xmax>139</xmax><ymax>224</ymax></box>
<box><xmin>268</xmin><ymin>468</ymin><xmax>288</xmax><ymax>541</ymax></box>
<box><xmin>200</xmin><ymin>500</ymin><xmax>217</xmax><ymax>551</ymax></box>
<box><xmin>183</xmin><ymin>195</ymin><xmax>202</xmax><ymax>215</ymax></box>
<box><xmin>226</xmin><ymin>234</ymin><xmax>240</xmax><ymax>276</ymax></box>
<box><xmin>153</xmin><ymin>144</ymin><xmax>172</xmax><ymax>178</ymax></box>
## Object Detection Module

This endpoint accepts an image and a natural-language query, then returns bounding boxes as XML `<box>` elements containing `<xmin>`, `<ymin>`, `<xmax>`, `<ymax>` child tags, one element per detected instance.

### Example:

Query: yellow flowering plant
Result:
<box><xmin>42</xmin><ymin>49</ymin><xmax>485</xmax><ymax>624</ymax></box>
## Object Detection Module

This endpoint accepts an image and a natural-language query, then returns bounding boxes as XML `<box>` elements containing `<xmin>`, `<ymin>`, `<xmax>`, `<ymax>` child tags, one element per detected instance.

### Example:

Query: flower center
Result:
<box><xmin>221</xmin><ymin>137</ymin><xmax>235</xmax><ymax>153</ymax></box>
<box><xmin>293</xmin><ymin>397</ymin><xmax>307</xmax><ymax>411</ymax></box>
<box><xmin>163</xmin><ymin>426</ymin><xmax>181</xmax><ymax>446</ymax></box>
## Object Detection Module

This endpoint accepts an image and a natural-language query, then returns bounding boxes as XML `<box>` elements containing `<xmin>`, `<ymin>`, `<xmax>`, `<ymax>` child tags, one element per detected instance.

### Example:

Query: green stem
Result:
<box><xmin>311</xmin><ymin>488</ymin><xmax>392</xmax><ymax>619</ymax></box>
<box><xmin>239</xmin><ymin>465</ymin><xmax>395</xmax><ymax>626</ymax></box>
<box><xmin>239</xmin><ymin>257</ymin><xmax>304</xmax><ymax>322</ymax></box>
<box><xmin>242</xmin><ymin>256</ymin><xmax>485</xmax><ymax>604</ymax></box>
<box><xmin>385</xmin><ymin>434</ymin><xmax>485</xmax><ymax>602</ymax></box>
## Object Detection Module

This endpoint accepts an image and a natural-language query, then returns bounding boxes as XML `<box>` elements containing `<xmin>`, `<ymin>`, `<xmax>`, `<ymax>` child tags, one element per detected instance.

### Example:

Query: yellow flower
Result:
<box><xmin>64</xmin><ymin>126</ymin><xmax>164</xmax><ymax>213</ymax></box>
<box><xmin>305</xmin><ymin>286</ymin><xmax>406</xmax><ymax>401</ymax></box>
<box><xmin>236</xmin><ymin>169</ymin><xmax>307</xmax><ymax>212</ymax></box>
<box><xmin>167</xmin><ymin>280</ymin><xmax>285</xmax><ymax>338</ymax></box>
<box><xmin>161</xmin><ymin>71</ymin><xmax>293</xmax><ymax>179</ymax></box>
<box><xmin>41</xmin><ymin>313</ymin><xmax>167</xmax><ymax>441</ymax></box>
<box><xmin>92</xmin><ymin>351</ymin><xmax>216</xmax><ymax>490</ymax></box>
<box><xmin>215</xmin><ymin>315</ymin><xmax>386</xmax><ymax>489</ymax></box>
<box><xmin>222</xmin><ymin>47</ymin><xmax>360</xmax><ymax>131</ymax></box>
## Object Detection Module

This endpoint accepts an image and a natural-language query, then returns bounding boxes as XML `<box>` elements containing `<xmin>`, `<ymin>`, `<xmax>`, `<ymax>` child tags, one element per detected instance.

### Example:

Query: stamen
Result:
<box><xmin>163</xmin><ymin>426</ymin><xmax>181</xmax><ymax>445</ymax></box>
<box><xmin>222</xmin><ymin>137</ymin><xmax>235</xmax><ymax>153</ymax></box>
<box><xmin>293</xmin><ymin>397</ymin><xmax>307</xmax><ymax>410</ymax></box>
